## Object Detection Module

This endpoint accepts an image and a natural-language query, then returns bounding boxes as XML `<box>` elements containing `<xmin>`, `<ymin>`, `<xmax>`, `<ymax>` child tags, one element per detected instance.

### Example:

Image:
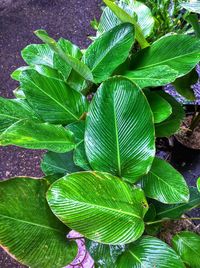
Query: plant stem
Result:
<box><xmin>190</xmin><ymin>112</ymin><xmax>200</xmax><ymax>132</ymax></box>
<box><xmin>146</xmin><ymin>217</ymin><xmax>200</xmax><ymax>225</ymax></box>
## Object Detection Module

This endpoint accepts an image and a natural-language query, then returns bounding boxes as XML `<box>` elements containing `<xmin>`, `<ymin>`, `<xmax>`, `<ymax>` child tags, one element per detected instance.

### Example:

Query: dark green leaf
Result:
<box><xmin>47</xmin><ymin>171</ymin><xmax>148</xmax><ymax>244</ymax></box>
<box><xmin>172</xmin><ymin>68</ymin><xmax>198</xmax><ymax>101</ymax></box>
<box><xmin>85</xmin><ymin>77</ymin><xmax>155</xmax><ymax>183</ymax></box>
<box><xmin>0</xmin><ymin>120</ymin><xmax>75</xmax><ymax>153</ymax></box>
<box><xmin>21</xmin><ymin>44</ymin><xmax>54</xmax><ymax>67</ymax></box>
<box><xmin>140</xmin><ymin>157</ymin><xmax>189</xmax><ymax>204</ymax></box>
<box><xmin>186</xmin><ymin>13</ymin><xmax>200</xmax><ymax>38</ymax></box>
<box><xmin>41</xmin><ymin>151</ymin><xmax>81</xmax><ymax>176</ymax></box>
<box><xmin>116</xmin><ymin>236</ymin><xmax>185</xmax><ymax>267</ymax></box>
<box><xmin>155</xmin><ymin>91</ymin><xmax>185</xmax><ymax>137</ymax></box>
<box><xmin>155</xmin><ymin>187</ymin><xmax>200</xmax><ymax>220</ymax></box>
<box><xmin>172</xmin><ymin>231</ymin><xmax>200</xmax><ymax>268</ymax></box>
<box><xmin>20</xmin><ymin>69</ymin><xmax>88</xmax><ymax>124</ymax></box>
<box><xmin>144</xmin><ymin>89</ymin><xmax>172</xmax><ymax>123</ymax></box>
<box><xmin>0</xmin><ymin>177</ymin><xmax>77</xmax><ymax>268</ymax></box>
<box><xmin>0</xmin><ymin>98</ymin><xmax>40</xmax><ymax>133</ymax></box>
<box><xmin>83</xmin><ymin>23</ymin><xmax>135</xmax><ymax>83</ymax></box>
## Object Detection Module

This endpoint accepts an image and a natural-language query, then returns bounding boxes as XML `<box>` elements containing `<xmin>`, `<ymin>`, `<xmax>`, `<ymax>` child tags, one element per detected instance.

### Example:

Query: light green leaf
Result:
<box><xmin>47</xmin><ymin>171</ymin><xmax>148</xmax><ymax>245</ymax></box>
<box><xmin>41</xmin><ymin>151</ymin><xmax>81</xmax><ymax>176</ymax></box>
<box><xmin>172</xmin><ymin>231</ymin><xmax>200</xmax><ymax>268</ymax></box>
<box><xmin>124</xmin><ymin>65</ymin><xmax>179</xmax><ymax>88</ymax></box>
<box><xmin>140</xmin><ymin>157</ymin><xmax>189</xmax><ymax>204</ymax></box>
<box><xmin>13</xmin><ymin>87</ymin><xmax>26</xmax><ymax>99</ymax></box>
<box><xmin>155</xmin><ymin>187</ymin><xmax>200</xmax><ymax>220</ymax></box>
<box><xmin>98</xmin><ymin>0</ymin><xmax>154</xmax><ymax>37</ymax></box>
<box><xmin>0</xmin><ymin>177</ymin><xmax>77</xmax><ymax>268</ymax></box>
<box><xmin>103</xmin><ymin>0</ymin><xmax>149</xmax><ymax>48</ymax></box>
<box><xmin>0</xmin><ymin>97</ymin><xmax>40</xmax><ymax>133</ymax></box>
<box><xmin>0</xmin><ymin>120</ymin><xmax>75</xmax><ymax>153</ymax></box>
<box><xmin>85</xmin><ymin>77</ymin><xmax>155</xmax><ymax>183</ymax></box>
<box><xmin>21</xmin><ymin>43</ymin><xmax>54</xmax><ymax>67</ymax></box>
<box><xmin>34</xmin><ymin>30</ymin><xmax>94</xmax><ymax>82</ymax></box>
<box><xmin>197</xmin><ymin>177</ymin><xmax>200</xmax><ymax>192</ymax></box>
<box><xmin>116</xmin><ymin>236</ymin><xmax>185</xmax><ymax>267</ymax></box>
<box><xmin>172</xmin><ymin>68</ymin><xmax>198</xmax><ymax>101</ymax></box>
<box><xmin>130</xmin><ymin>34</ymin><xmax>200</xmax><ymax>78</ymax></box>
<box><xmin>11</xmin><ymin>66</ymin><xmax>30</xmax><ymax>81</ymax></box>
<box><xmin>180</xmin><ymin>2</ymin><xmax>200</xmax><ymax>14</ymax></box>
<box><xmin>144</xmin><ymin>89</ymin><xmax>172</xmax><ymax>123</ymax></box>
<box><xmin>86</xmin><ymin>240</ymin><xmax>125</xmax><ymax>268</ymax></box>
<box><xmin>53</xmin><ymin>38</ymin><xmax>82</xmax><ymax>80</ymax></box>
<box><xmin>20</xmin><ymin>69</ymin><xmax>88</xmax><ymax>124</ymax></box>
<box><xmin>155</xmin><ymin>91</ymin><xmax>185</xmax><ymax>137</ymax></box>
<box><xmin>83</xmin><ymin>23</ymin><xmax>135</xmax><ymax>83</ymax></box>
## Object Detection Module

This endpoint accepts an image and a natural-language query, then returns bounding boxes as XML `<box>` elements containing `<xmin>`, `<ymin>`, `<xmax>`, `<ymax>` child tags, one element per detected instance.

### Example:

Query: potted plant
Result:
<box><xmin>0</xmin><ymin>0</ymin><xmax>200</xmax><ymax>267</ymax></box>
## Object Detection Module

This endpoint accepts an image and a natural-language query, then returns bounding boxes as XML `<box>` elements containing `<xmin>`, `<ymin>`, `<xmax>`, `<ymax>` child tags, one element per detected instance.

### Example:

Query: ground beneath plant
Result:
<box><xmin>0</xmin><ymin>0</ymin><xmax>101</xmax><ymax>267</ymax></box>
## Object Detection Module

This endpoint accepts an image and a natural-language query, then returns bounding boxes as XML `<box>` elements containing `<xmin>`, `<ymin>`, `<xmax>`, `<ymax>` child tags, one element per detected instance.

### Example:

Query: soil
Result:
<box><xmin>0</xmin><ymin>0</ymin><xmax>101</xmax><ymax>267</ymax></box>
<box><xmin>176</xmin><ymin>115</ymin><xmax>200</xmax><ymax>150</ymax></box>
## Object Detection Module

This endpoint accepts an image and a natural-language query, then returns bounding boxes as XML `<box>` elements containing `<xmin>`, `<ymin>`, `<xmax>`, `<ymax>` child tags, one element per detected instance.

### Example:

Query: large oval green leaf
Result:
<box><xmin>130</xmin><ymin>34</ymin><xmax>200</xmax><ymax>78</ymax></box>
<box><xmin>172</xmin><ymin>231</ymin><xmax>200</xmax><ymax>268</ymax></box>
<box><xmin>0</xmin><ymin>120</ymin><xmax>75</xmax><ymax>153</ymax></box>
<box><xmin>140</xmin><ymin>157</ymin><xmax>189</xmax><ymax>204</ymax></box>
<box><xmin>47</xmin><ymin>171</ymin><xmax>148</xmax><ymax>245</ymax></box>
<box><xmin>0</xmin><ymin>97</ymin><xmax>40</xmax><ymax>133</ymax></box>
<box><xmin>85</xmin><ymin>77</ymin><xmax>155</xmax><ymax>183</ymax></box>
<box><xmin>20</xmin><ymin>69</ymin><xmax>88</xmax><ymax>124</ymax></box>
<box><xmin>83</xmin><ymin>23</ymin><xmax>135</xmax><ymax>83</ymax></box>
<box><xmin>116</xmin><ymin>236</ymin><xmax>185</xmax><ymax>267</ymax></box>
<box><xmin>0</xmin><ymin>177</ymin><xmax>77</xmax><ymax>268</ymax></box>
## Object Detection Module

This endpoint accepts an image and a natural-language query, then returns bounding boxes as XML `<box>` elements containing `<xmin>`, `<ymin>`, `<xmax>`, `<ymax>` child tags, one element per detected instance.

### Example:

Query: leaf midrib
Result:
<box><xmin>176</xmin><ymin>235</ymin><xmax>200</xmax><ymax>257</ymax></box>
<box><xmin>129</xmin><ymin>250</ymin><xmax>146</xmax><ymax>268</ymax></box>
<box><xmin>113</xmin><ymin>96</ymin><xmax>121</xmax><ymax>177</ymax></box>
<box><xmin>0</xmin><ymin>214</ymin><xmax>64</xmax><ymax>234</ymax></box>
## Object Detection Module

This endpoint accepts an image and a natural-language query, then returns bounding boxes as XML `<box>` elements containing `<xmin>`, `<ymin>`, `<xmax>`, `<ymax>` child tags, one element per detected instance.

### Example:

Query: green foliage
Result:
<box><xmin>0</xmin><ymin>1</ymin><xmax>200</xmax><ymax>267</ymax></box>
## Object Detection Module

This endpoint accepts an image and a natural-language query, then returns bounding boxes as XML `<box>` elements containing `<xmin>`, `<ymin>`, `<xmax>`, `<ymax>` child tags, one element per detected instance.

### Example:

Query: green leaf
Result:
<box><xmin>53</xmin><ymin>38</ymin><xmax>82</xmax><ymax>80</ymax></box>
<box><xmin>34</xmin><ymin>30</ymin><xmax>94</xmax><ymax>82</ymax></box>
<box><xmin>172</xmin><ymin>68</ymin><xmax>198</xmax><ymax>101</ymax></box>
<box><xmin>180</xmin><ymin>2</ymin><xmax>200</xmax><ymax>14</ymax></box>
<box><xmin>85</xmin><ymin>77</ymin><xmax>155</xmax><ymax>183</ymax></box>
<box><xmin>144</xmin><ymin>89</ymin><xmax>172</xmax><ymax>123</ymax></box>
<box><xmin>103</xmin><ymin>0</ymin><xmax>149</xmax><ymax>48</ymax></box>
<box><xmin>98</xmin><ymin>1</ymin><xmax>154</xmax><ymax>37</ymax></box>
<box><xmin>21</xmin><ymin>43</ymin><xmax>54</xmax><ymax>67</ymax></box>
<box><xmin>172</xmin><ymin>231</ymin><xmax>200</xmax><ymax>268</ymax></box>
<box><xmin>0</xmin><ymin>120</ymin><xmax>75</xmax><ymax>153</ymax></box>
<box><xmin>83</xmin><ymin>23</ymin><xmax>135</xmax><ymax>83</ymax></box>
<box><xmin>140</xmin><ymin>157</ymin><xmax>189</xmax><ymax>204</ymax></box>
<box><xmin>116</xmin><ymin>236</ymin><xmax>185</xmax><ymax>267</ymax></box>
<box><xmin>155</xmin><ymin>91</ymin><xmax>185</xmax><ymax>137</ymax></box>
<box><xmin>186</xmin><ymin>13</ymin><xmax>200</xmax><ymax>38</ymax></box>
<box><xmin>124</xmin><ymin>65</ymin><xmax>179</xmax><ymax>88</ymax></box>
<box><xmin>11</xmin><ymin>66</ymin><xmax>30</xmax><ymax>81</ymax></box>
<box><xmin>155</xmin><ymin>187</ymin><xmax>200</xmax><ymax>220</ymax></box>
<box><xmin>41</xmin><ymin>151</ymin><xmax>81</xmax><ymax>176</ymax></box>
<box><xmin>86</xmin><ymin>240</ymin><xmax>125</xmax><ymax>268</ymax></box>
<box><xmin>130</xmin><ymin>34</ymin><xmax>200</xmax><ymax>78</ymax></box>
<box><xmin>197</xmin><ymin>177</ymin><xmax>200</xmax><ymax>192</ymax></box>
<box><xmin>47</xmin><ymin>171</ymin><xmax>148</xmax><ymax>245</ymax></box>
<box><xmin>20</xmin><ymin>69</ymin><xmax>88</xmax><ymax>124</ymax></box>
<box><xmin>0</xmin><ymin>97</ymin><xmax>40</xmax><ymax>133</ymax></box>
<box><xmin>0</xmin><ymin>177</ymin><xmax>77</xmax><ymax>268</ymax></box>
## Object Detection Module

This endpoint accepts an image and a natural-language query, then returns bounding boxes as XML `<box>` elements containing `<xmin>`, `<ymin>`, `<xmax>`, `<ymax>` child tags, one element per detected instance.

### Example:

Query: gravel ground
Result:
<box><xmin>0</xmin><ymin>0</ymin><xmax>101</xmax><ymax>267</ymax></box>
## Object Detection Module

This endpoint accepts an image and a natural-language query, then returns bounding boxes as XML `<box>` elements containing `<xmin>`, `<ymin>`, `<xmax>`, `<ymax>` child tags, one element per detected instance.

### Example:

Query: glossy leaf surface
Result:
<box><xmin>0</xmin><ymin>120</ymin><xmax>75</xmax><ymax>153</ymax></box>
<box><xmin>140</xmin><ymin>157</ymin><xmax>189</xmax><ymax>204</ymax></box>
<box><xmin>0</xmin><ymin>177</ymin><xmax>77</xmax><ymax>268</ymax></box>
<box><xmin>85</xmin><ymin>77</ymin><xmax>155</xmax><ymax>183</ymax></box>
<box><xmin>83</xmin><ymin>23</ymin><xmax>135</xmax><ymax>83</ymax></box>
<box><xmin>0</xmin><ymin>98</ymin><xmax>40</xmax><ymax>133</ymax></box>
<box><xmin>172</xmin><ymin>231</ymin><xmax>200</xmax><ymax>268</ymax></box>
<box><xmin>155</xmin><ymin>91</ymin><xmax>185</xmax><ymax>137</ymax></box>
<box><xmin>41</xmin><ymin>151</ymin><xmax>81</xmax><ymax>176</ymax></box>
<box><xmin>155</xmin><ymin>187</ymin><xmax>200</xmax><ymax>219</ymax></box>
<box><xmin>124</xmin><ymin>65</ymin><xmax>179</xmax><ymax>88</ymax></box>
<box><xmin>21</xmin><ymin>44</ymin><xmax>54</xmax><ymax>67</ymax></box>
<box><xmin>20</xmin><ymin>69</ymin><xmax>88</xmax><ymax>124</ymax></box>
<box><xmin>116</xmin><ymin>236</ymin><xmax>185</xmax><ymax>267</ymax></box>
<box><xmin>197</xmin><ymin>177</ymin><xmax>200</xmax><ymax>192</ymax></box>
<box><xmin>131</xmin><ymin>34</ymin><xmax>200</xmax><ymax>77</ymax></box>
<box><xmin>180</xmin><ymin>2</ymin><xmax>200</xmax><ymax>14</ymax></box>
<box><xmin>47</xmin><ymin>171</ymin><xmax>148</xmax><ymax>245</ymax></box>
<box><xmin>144</xmin><ymin>89</ymin><xmax>172</xmax><ymax>123</ymax></box>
